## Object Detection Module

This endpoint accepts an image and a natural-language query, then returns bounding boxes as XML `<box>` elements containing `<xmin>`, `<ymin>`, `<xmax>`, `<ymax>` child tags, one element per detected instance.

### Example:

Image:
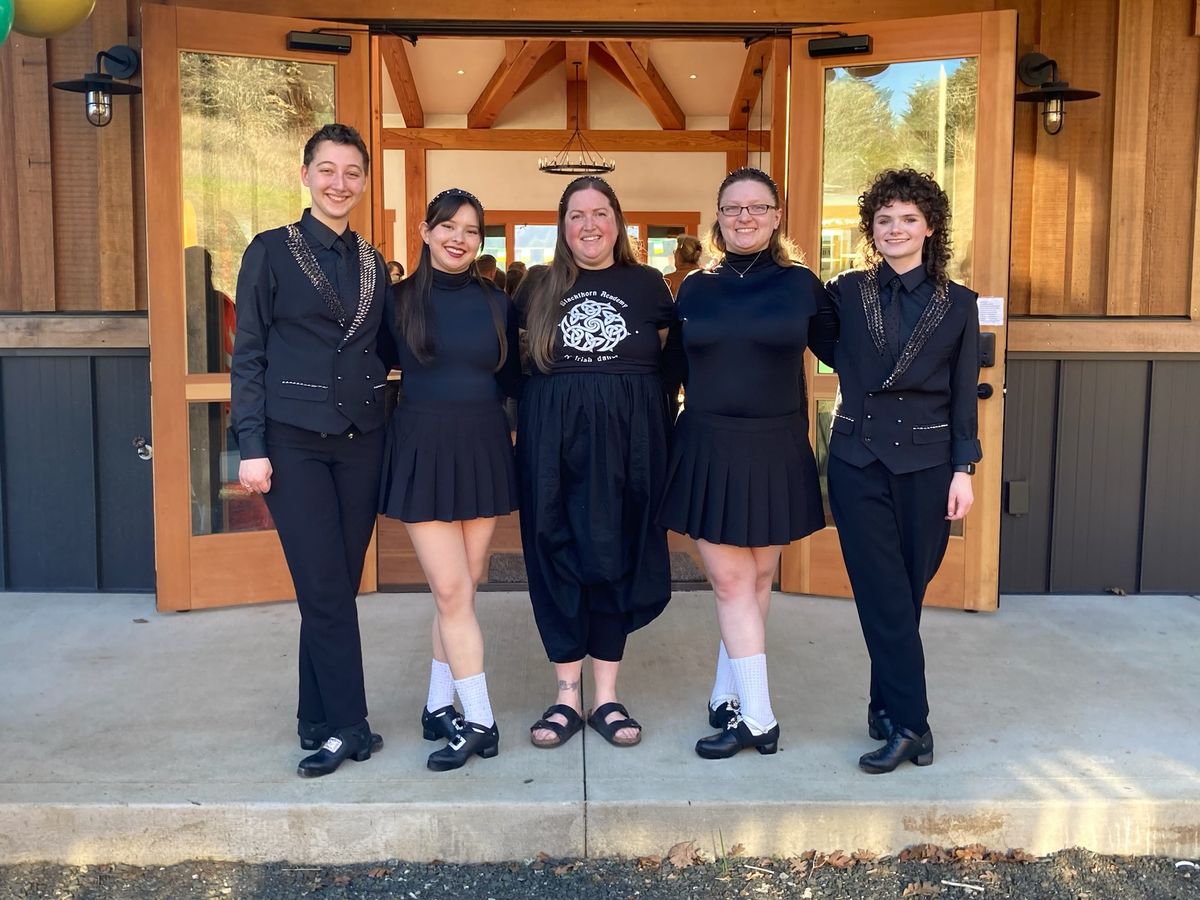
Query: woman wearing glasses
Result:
<box><xmin>659</xmin><ymin>167</ymin><xmax>837</xmax><ymax>758</ymax></box>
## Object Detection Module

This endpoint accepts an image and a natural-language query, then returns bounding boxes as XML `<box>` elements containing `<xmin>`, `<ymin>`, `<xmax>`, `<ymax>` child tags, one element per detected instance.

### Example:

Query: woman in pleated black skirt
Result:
<box><xmin>658</xmin><ymin>167</ymin><xmax>837</xmax><ymax>758</ymax></box>
<box><xmin>517</xmin><ymin>176</ymin><xmax>674</xmax><ymax>750</ymax></box>
<box><xmin>379</xmin><ymin>188</ymin><xmax>521</xmax><ymax>771</ymax></box>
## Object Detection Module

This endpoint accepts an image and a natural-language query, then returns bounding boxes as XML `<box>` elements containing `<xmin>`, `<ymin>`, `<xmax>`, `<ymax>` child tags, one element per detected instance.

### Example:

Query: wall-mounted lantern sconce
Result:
<box><xmin>52</xmin><ymin>45</ymin><xmax>142</xmax><ymax>128</ymax></box>
<box><xmin>1015</xmin><ymin>51</ymin><xmax>1099</xmax><ymax>135</ymax></box>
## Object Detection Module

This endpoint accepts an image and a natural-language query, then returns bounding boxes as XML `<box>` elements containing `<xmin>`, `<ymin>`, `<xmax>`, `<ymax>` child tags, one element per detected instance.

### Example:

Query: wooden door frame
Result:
<box><xmin>143</xmin><ymin>5</ymin><xmax>375</xmax><ymax>611</ymax></box>
<box><xmin>781</xmin><ymin>10</ymin><xmax>1016</xmax><ymax>612</ymax></box>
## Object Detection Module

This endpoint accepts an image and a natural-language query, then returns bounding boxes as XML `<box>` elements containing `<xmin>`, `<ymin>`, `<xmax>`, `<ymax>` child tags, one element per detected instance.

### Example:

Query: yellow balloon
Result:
<box><xmin>13</xmin><ymin>0</ymin><xmax>95</xmax><ymax>39</ymax></box>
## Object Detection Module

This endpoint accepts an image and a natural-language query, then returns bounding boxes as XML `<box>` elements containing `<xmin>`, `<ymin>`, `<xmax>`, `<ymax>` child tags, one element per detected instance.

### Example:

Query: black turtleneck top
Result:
<box><xmin>668</xmin><ymin>250</ymin><xmax>838</xmax><ymax>418</ymax></box>
<box><xmin>392</xmin><ymin>268</ymin><xmax>522</xmax><ymax>403</ymax></box>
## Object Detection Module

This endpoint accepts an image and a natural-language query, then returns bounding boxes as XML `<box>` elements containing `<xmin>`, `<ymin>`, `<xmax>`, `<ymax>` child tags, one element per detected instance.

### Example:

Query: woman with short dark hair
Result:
<box><xmin>231</xmin><ymin>122</ymin><xmax>391</xmax><ymax>778</ymax></box>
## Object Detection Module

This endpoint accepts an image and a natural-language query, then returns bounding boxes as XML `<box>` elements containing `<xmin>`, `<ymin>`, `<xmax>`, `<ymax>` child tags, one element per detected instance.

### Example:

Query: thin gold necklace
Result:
<box><xmin>724</xmin><ymin>249</ymin><xmax>765</xmax><ymax>278</ymax></box>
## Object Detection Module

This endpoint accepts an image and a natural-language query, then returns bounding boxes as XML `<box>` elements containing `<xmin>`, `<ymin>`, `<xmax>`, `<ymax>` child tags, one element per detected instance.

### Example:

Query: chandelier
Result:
<box><xmin>538</xmin><ymin>63</ymin><xmax>616</xmax><ymax>175</ymax></box>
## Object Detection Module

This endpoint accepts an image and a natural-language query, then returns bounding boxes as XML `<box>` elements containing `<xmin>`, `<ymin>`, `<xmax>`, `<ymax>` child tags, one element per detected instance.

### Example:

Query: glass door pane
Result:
<box><xmin>179</xmin><ymin>53</ymin><xmax>336</xmax><ymax>374</ymax></box>
<box><xmin>514</xmin><ymin>224</ymin><xmax>556</xmax><ymax>265</ymax></box>
<box><xmin>820</xmin><ymin>59</ymin><xmax>977</xmax><ymax>283</ymax></box>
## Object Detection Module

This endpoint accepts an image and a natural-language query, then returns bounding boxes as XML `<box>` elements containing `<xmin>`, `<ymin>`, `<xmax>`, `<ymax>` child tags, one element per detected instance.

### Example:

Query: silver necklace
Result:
<box><xmin>724</xmin><ymin>249</ymin><xmax>764</xmax><ymax>278</ymax></box>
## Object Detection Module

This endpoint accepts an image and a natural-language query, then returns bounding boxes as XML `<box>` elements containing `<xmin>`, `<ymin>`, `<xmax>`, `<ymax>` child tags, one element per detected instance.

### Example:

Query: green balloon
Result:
<box><xmin>0</xmin><ymin>0</ymin><xmax>13</xmax><ymax>45</ymax></box>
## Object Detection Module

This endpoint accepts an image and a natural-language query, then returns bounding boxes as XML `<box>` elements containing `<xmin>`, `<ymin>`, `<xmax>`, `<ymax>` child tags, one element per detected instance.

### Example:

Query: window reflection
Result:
<box><xmin>189</xmin><ymin>402</ymin><xmax>273</xmax><ymax>536</ymax></box>
<box><xmin>820</xmin><ymin>58</ymin><xmax>977</xmax><ymax>283</ymax></box>
<box><xmin>179</xmin><ymin>53</ymin><xmax>336</xmax><ymax>374</ymax></box>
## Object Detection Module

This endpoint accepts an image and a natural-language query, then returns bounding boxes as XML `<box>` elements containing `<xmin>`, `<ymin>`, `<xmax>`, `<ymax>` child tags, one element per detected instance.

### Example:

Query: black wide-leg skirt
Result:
<box><xmin>379</xmin><ymin>399</ymin><xmax>518</xmax><ymax>523</ymax></box>
<box><xmin>658</xmin><ymin>408</ymin><xmax>825</xmax><ymax>547</ymax></box>
<box><xmin>516</xmin><ymin>372</ymin><xmax>672</xmax><ymax>655</ymax></box>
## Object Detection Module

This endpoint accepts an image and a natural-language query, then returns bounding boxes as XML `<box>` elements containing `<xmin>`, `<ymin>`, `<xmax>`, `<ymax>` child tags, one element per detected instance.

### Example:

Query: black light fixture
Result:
<box><xmin>1015</xmin><ymin>51</ymin><xmax>1099</xmax><ymax>135</ymax></box>
<box><xmin>52</xmin><ymin>45</ymin><xmax>141</xmax><ymax>128</ymax></box>
<box><xmin>538</xmin><ymin>62</ymin><xmax>615</xmax><ymax>176</ymax></box>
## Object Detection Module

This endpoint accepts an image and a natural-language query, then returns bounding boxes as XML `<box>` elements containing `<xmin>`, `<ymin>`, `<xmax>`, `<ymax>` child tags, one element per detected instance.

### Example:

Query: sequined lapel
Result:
<box><xmin>285</xmin><ymin>225</ymin><xmax>378</xmax><ymax>341</ymax></box>
<box><xmin>881</xmin><ymin>281</ymin><xmax>951</xmax><ymax>390</ymax></box>
<box><xmin>858</xmin><ymin>267</ymin><xmax>889</xmax><ymax>358</ymax></box>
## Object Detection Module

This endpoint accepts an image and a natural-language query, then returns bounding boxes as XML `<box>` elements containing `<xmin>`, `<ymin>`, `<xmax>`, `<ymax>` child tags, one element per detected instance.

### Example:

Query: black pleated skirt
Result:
<box><xmin>658</xmin><ymin>408</ymin><xmax>825</xmax><ymax>547</ymax></box>
<box><xmin>379</xmin><ymin>399</ymin><xmax>518</xmax><ymax>523</ymax></box>
<box><xmin>516</xmin><ymin>372</ymin><xmax>672</xmax><ymax>635</ymax></box>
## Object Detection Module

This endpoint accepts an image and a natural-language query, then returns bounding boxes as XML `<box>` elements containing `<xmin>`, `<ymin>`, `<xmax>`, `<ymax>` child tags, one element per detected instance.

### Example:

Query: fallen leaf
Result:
<box><xmin>756</xmin><ymin>856</ymin><xmax>773</xmax><ymax>867</ymax></box>
<box><xmin>955</xmin><ymin>844</ymin><xmax>986</xmax><ymax>861</ymax></box>
<box><xmin>552</xmin><ymin>865</ymin><xmax>571</xmax><ymax>876</ymax></box>
<box><xmin>800</xmin><ymin>849</ymin><xmax>817</xmax><ymax>861</ymax></box>
<box><xmin>367</xmin><ymin>867</ymin><xmax>391</xmax><ymax>878</ymax></box>
<box><xmin>535</xmin><ymin>851</ymin><xmax>551</xmax><ymax>862</ymax></box>
<box><xmin>902</xmin><ymin>880</ymin><xmax>942</xmax><ymax>896</ymax></box>
<box><xmin>667</xmin><ymin>840</ymin><xmax>700</xmax><ymax>869</ymax></box>
<box><xmin>1106</xmin><ymin>586</ymin><xmax>1127</xmax><ymax>596</ymax></box>
<box><xmin>1008</xmin><ymin>848</ymin><xmax>1039</xmax><ymax>863</ymax></box>
<box><xmin>826</xmin><ymin>851</ymin><xmax>855</xmax><ymax>869</ymax></box>
<box><xmin>332</xmin><ymin>874</ymin><xmax>352</xmax><ymax>886</ymax></box>
<box><xmin>636</xmin><ymin>856</ymin><xmax>661</xmax><ymax>869</ymax></box>
<box><xmin>728</xmin><ymin>843</ymin><xmax>745</xmax><ymax>857</ymax></box>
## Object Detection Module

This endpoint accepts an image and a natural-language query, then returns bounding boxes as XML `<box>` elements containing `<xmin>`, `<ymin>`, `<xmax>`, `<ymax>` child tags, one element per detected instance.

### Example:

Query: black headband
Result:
<box><xmin>429</xmin><ymin>187</ymin><xmax>482</xmax><ymax>211</ymax></box>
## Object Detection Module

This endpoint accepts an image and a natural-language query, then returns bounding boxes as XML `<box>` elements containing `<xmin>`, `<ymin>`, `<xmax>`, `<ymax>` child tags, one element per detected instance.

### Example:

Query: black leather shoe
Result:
<box><xmin>298</xmin><ymin>720</ymin><xmax>383</xmax><ymax>753</ymax></box>
<box><xmin>427</xmin><ymin>720</ymin><xmax>499</xmax><ymax>771</ymax></box>
<box><xmin>858</xmin><ymin>726</ymin><xmax>933</xmax><ymax>774</ymax></box>
<box><xmin>708</xmin><ymin>698</ymin><xmax>741</xmax><ymax>729</ymax></box>
<box><xmin>695</xmin><ymin>716</ymin><xmax>780</xmax><ymax>759</ymax></box>
<box><xmin>297</xmin><ymin>721</ymin><xmax>377</xmax><ymax>778</ymax></box>
<box><xmin>421</xmin><ymin>705</ymin><xmax>463</xmax><ymax>742</ymax></box>
<box><xmin>867</xmin><ymin>706</ymin><xmax>894</xmax><ymax>742</ymax></box>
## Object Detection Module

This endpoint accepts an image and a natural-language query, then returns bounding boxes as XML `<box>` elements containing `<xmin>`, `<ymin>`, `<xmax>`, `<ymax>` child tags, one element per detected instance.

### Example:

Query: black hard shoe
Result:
<box><xmin>422</xmin><ymin>704</ymin><xmax>463</xmax><ymax>742</ymax></box>
<box><xmin>695</xmin><ymin>716</ymin><xmax>780</xmax><ymax>759</ymax></box>
<box><xmin>867</xmin><ymin>706</ymin><xmax>894</xmax><ymax>742</ymax></box>
<box><xmin>858</xmin><ymin>726</ymin><xmax>934</xmax><ymax>774</ymax></box>
<box><xmin>427</xmin><ymin>720</ymin><xmax>500</xmax><ymax>772</ymax></box>
<box><xmin>298</xmin><ymin>720</ymin><xmax>383</xmax><ymax>753</ymax></box>
<box><xmin>708</xmin><ymin>698</ymin><xmax>741</xmax><ymax>730</ymax></box>
<box><xmin>297</xmin><ymin>721</ymin><xmax>377</xmax><ymax>778</ymax></box>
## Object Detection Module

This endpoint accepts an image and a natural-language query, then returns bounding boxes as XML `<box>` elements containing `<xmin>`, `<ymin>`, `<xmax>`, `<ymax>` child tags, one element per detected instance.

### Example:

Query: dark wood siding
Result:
<box><xmin>1141</xmin><ymin>361</ymin><xmax>1200</xmax><ymax>592</ymax></box>
<box><xmin>998</xmin><ymin>360</ymin><xmax>1058</xmax><ymax>592</ymax></box>
<box><xmin>0</xmin><ymin>351</ymin><xmax>154</xmax><ymax>592</ymax></box>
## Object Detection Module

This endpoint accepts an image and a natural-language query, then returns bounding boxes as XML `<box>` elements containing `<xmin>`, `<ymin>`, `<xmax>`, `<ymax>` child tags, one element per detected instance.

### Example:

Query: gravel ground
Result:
<box><xmin>1</xmin><ymin>847</ymin><xmax>1196</xmax><ymax>900</ymax></box>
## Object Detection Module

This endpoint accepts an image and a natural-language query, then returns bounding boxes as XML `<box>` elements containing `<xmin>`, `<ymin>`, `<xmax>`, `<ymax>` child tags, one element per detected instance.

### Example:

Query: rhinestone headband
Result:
<box><xmin>429</xmin><ymin>187</ymin><xmax>482</xmax><ymax>212</ymax></box>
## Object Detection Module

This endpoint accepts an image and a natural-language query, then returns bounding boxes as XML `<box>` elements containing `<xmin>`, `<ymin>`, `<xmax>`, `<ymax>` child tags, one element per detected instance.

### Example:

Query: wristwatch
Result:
<box><xmin>953</xmin><ymin>463</ymin><xmax>976</xmax><ymax>475</ymax></box>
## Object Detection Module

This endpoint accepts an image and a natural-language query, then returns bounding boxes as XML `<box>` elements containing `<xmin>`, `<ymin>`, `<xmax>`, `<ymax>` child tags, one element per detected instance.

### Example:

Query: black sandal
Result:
<box><xmin>587</xmin><ymin>702</ymin><xmax>642</xmax><ymax>747</ymax></box>
<box><xmin>529</xmin><ymin>704</ymin><xmax>584</xmax><ymax>749</ymax></box>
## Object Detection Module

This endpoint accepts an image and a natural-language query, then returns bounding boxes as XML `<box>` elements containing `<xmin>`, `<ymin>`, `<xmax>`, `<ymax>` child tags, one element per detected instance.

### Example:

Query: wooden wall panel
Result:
<box><xmin>1144</xmin><ymin>0</ymin><xmax>1200</xmax><ymax>316</ymax></box>
<box><xmin>1</xmin><ymin>36</ymin><xmax>56</xmax><ymax>311</ymax></box>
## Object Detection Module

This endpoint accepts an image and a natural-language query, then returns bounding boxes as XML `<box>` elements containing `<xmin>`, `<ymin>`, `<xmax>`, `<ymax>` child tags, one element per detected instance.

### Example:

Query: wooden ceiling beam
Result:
<box><xmin>467</xmin><ymin>39</ymin><xmax>556</xmax><ymax>128</ymax></box>
<box><xmin>589</xmin><ymin>42</ymin><xmax>639</xmax><ymax>99</ymax></box>
<box><xmin>516</xmin><ymin>41</ymin><xmax>566</xmax><ymax>96</ymax></box>
<box><xmin>728</xmin><ymin>43</ymin><xmax>769</xmax><ymax>132</ymax></box>
<box><xmin>601</xmin><ymin>40</ymin><xmax>686</xmax><ymax>130</ymax></box>
<box><xmin>380</xmin><ymin>35</ymin><xmax>424</xmax><ymax>128</ymax></box>
<box><xmin>383</xmin><ymin>127</ymin><xmax>768</xmax><ymax>152</ymax></box>
<box><xmin>565</xmin><ymin>40</ymin><xmax>589</xmax><ymax>130</ymax></box>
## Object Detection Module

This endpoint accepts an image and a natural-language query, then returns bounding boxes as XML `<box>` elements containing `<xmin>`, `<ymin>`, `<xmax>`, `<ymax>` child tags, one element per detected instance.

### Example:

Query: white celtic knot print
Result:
<box><xmin>559</xmin><ymin>298</ymin><xmax>631</xmax><ymax>353</ymax></box>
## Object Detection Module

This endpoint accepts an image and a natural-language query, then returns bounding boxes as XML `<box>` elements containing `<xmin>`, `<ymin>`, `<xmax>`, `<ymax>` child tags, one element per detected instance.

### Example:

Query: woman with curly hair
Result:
<box><xmin>825</xmin><ymin>168</ymin><xmax>980</xmax><ymax>774</ymax></box>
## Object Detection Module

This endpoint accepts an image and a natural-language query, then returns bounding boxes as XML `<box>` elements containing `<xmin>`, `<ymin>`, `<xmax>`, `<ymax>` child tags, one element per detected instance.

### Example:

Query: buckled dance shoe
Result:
<box><xmin>297</xmin><ymin>721</ymin><xmax>378</xmax><ymax>778</ymax></box>
<box><xmin>298</xmin><ymin>719</ymin><xmax>383</xmax><ymax>754</ymax></box>
<box><xmin>708</xmin><ymin>698</ymin><xmax>741</xmax><ymax>730</ymax></box>
<box><xmin>427</xmin><ymin>720</ymin><xmax>500</xmax><ymax>771</ymax></box>
<box><xmin>422</xmin><ymin>704</ymin><xmax>464</xmax><ymax>742</ymax></box>
<box><xmin>695</xmin><ymin>715</ymin><xmax>780</xmax><ymax>759</ymax></box>
<box><xmin>867</xmin><ymin>706</ymin><xmax>894</xmax><ymax>742</ymax></box>
<box><xmin>858</xmin><ymin>726</ymin><xmax>934</xmax><ymax>774</ymax></box>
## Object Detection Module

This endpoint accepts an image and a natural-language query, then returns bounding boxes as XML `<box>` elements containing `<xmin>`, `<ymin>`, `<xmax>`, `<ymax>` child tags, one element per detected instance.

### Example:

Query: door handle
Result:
<box><xmin>977</xmin><ymin>383</ymin><xmax>994</xmax><ymax>400</ymax></box>
<box><xmin>132</xmin><ymin>435</ymin><xmax>153</xmax><ymax>460</ymax></box>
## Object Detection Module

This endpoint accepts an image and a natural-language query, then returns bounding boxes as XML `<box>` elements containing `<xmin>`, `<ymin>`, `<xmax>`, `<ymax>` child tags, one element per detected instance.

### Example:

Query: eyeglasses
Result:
<box><xmin>718</xmin><ymin>203</ymin><xmax>776</xmax><ymax>217</ymax></box>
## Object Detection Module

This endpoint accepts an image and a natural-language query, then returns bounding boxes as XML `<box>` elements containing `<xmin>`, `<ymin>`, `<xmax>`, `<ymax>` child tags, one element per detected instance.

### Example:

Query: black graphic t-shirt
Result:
<box><xmin>521</xmin><ymin>264</ymin><xmax>674</xmax><ymax>375</ymax></box>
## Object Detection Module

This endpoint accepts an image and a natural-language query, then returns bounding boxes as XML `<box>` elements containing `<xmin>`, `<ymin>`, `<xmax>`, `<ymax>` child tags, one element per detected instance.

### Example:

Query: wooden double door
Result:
<box><xmin>144</xmin><ymin>7</ymin><xmax>1013</xmax><ymax>612</ymax></box>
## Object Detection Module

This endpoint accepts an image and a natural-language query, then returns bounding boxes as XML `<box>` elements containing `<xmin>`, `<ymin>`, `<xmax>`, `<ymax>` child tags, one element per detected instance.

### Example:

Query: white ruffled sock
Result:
<box><xmin>710</xmin><ymin>641</ymin><xmax>738</xmax><ymax>708</ymax></box>
<box><xmin>729</xmin><ymin>653</ymin><xmax>776</xmax><ymax>733</ymax></box>
<box><xmin>453</xmin><ymin>672</ymin><xmax>495</xmax><ymax>728</ymax></box>
<box><xmin>426</xmin><ymin>658</ymin><xmax>456</xmax><ymax>711</ymax></box>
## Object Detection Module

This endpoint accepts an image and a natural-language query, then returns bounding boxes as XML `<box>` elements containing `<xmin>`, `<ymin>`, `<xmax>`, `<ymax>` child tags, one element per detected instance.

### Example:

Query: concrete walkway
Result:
<box><xmin>1</xmin><ymin>590</ymin><xmax>1197</xmax><ymax>864</ymax></box>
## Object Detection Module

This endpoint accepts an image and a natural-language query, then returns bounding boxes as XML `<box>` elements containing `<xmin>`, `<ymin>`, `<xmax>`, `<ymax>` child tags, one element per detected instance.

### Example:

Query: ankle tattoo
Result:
<box><xmin>556</xmin><ymin>678</ymin><xmax>580</xmax><ymax>697</ymax></box>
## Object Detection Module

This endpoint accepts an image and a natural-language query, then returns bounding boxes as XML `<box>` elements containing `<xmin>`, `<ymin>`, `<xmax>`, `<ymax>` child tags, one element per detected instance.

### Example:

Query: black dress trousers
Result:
<box><xmin>262</xmin><ymin>420</ymin><xmax>385</xmax><ymax>730</ymax></box>
<box><xmin>827</xmin><ymin>455</ymin><xmax>953</xmax><ymax>735</ymax></box>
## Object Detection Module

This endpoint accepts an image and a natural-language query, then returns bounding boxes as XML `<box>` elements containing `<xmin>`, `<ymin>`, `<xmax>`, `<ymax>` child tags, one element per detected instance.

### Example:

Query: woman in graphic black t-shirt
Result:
<box><xmin>516</xmin><ymin>176</ymin><xmax>674</xmax><ymax>750</ymax></box>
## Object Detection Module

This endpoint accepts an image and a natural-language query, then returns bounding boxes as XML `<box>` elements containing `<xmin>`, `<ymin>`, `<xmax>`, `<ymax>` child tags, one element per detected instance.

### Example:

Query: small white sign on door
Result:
<box><xmin>977</xmin><ymin>296</ymin><xmax>1005</xmax><ymax>327</ymax></box>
